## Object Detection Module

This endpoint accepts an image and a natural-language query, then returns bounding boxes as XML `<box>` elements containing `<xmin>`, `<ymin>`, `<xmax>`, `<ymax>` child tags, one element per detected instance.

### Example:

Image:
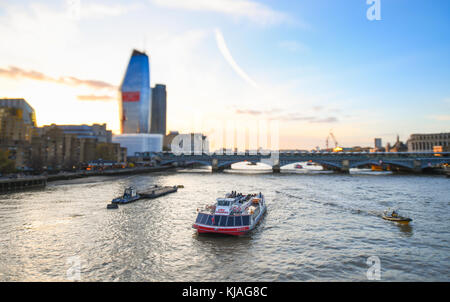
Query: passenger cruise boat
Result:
<box><xmin>193</xmin><ymin>191</ymin><xmax>266</xmax><ymax>236</ymax></box>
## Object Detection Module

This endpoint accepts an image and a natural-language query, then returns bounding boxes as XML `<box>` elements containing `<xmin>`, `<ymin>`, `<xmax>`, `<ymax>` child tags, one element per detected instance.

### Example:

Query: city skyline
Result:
<box><xmin>0</xmin><ymin>0</ymin><xmax>449</xmax><ymax>149</ymax></box>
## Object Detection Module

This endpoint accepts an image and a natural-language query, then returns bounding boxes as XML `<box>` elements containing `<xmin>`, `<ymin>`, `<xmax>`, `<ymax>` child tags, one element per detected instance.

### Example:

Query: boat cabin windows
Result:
<box><xmin>201</xmin><ymin>213</ymin><xmax>209</xmax><ymax>224</ymax></box>
<box><xmin>226</xmin><ymin>216</ymin><xmax>234</xmax><ymax>226</ymax></box>
<box><xmin>219</xmin><ymin>216</ymin><xmax>228</xmax><ymax>226</ymax></box>
<box><xmin>213</xmin><ymin>215</ymin><xmax>221</xmax><ymax>226</ymax></box>
<box><xmin>196</xmin><ymin>214</ymin><xmax>251</xmax><ymax>226</ymax></box>
<box><xmin>196</xmin><ymin>213</ymin><xmax>203</xmax><ymax>223</ymax></box>
<box><xmin>217</xmin><ymin>199</ymin><xmax>231</xmax><ymax>206</ymax></box>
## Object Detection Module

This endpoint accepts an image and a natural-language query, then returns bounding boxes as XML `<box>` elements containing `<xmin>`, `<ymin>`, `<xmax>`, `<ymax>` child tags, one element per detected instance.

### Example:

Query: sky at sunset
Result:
<box><xmin>0</xmin><ymin>0</ymin><xmax>449</xmax><ymax>149</ymax></box>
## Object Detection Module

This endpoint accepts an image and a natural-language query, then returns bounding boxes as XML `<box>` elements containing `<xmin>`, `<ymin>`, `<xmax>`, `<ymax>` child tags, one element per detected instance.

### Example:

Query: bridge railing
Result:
<box><xmin>157</xmin><ymin>151</ymin><xmax>450</xmax><ymax>158</ymax></box>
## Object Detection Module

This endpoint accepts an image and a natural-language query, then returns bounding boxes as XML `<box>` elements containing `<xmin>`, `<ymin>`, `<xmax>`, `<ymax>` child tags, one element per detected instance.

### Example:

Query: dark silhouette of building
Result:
<box><xmin>150</xmin><ymin>84</ymin><xmax>167</xmax><ymax>135</ymax></box>
<box><xmin>388</xmin><ymin>135</ymin><xmax>408</xmax><ymax>152</ymax></box>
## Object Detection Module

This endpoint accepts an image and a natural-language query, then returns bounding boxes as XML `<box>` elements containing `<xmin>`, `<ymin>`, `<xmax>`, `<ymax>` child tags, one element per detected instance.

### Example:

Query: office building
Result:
<box><xmin>374</xmin><ymin>138</ymin><xmax>382</xmax><ymax>149</ymax></box>
<box><xmin>38</xmin><ymin>123</ymin><xmax>112</xmax><ymax>143</ymax></box>
<box><xmin>0</xmin><ymin>98</ymin><xmax>36</xmax><ymax>169</ymax></box>
<box><xmin>150</xmin><ymin>84</ymin><xmax>167</xmax><ymax>135</ymax></box>
<box><xmin>0</xmin><ymin>98</ymin><xmax>36</xmax><ymax>144</ymax></box>
<box><xmin>407</xmin><ymin>132</ymin><xmax>450</xmax><ymax>152</ymax></box>
<box><xmin>120</xmin><ymin>49</ymin><xmax>151</xmax><ymax>134</ymax></box>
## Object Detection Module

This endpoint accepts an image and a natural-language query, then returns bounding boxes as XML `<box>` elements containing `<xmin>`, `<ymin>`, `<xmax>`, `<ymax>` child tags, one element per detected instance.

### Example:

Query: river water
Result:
<box><xmin>0</xmin><ymin>166</ymin><xmax>449</xmax><ymax>281</ymax></box>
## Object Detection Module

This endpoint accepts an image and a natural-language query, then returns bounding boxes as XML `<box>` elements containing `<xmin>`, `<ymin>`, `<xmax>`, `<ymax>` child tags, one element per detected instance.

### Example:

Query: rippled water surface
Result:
<box><xmin>0</xmin><ymin>169</ymin><xmax>449</xmax><ymax>281</ymax></box>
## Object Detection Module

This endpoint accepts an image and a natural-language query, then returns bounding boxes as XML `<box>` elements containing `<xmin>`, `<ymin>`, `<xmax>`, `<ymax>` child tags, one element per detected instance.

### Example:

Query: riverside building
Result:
<box><xmin>407</xmin><ymin>133</ymin><xmax>450</xmax><ymax>152</ymax></box>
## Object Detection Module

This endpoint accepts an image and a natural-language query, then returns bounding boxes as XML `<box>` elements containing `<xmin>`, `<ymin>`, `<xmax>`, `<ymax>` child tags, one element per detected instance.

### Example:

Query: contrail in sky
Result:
<box><xmin>214</xmin><ymin>28</ymin><xmax>258</xmax><ymax>88</ymax></box>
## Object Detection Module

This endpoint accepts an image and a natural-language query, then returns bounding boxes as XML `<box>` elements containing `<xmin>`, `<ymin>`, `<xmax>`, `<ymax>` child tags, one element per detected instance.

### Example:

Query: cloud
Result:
<box><xmin>310</xmin><ymin>117</ymin><xmax>338</xmax><ymax>123</ymax></box>
<box><xmin>313</xmin><ymin>106</ymin><xmax>323</xmax><ymax>112</ymax></box>
<box><xmin>235</xmin><ymin>109</ymin><xmax>263</xmax><ymax>115</ymax></box>
<box><xmin>235</xmin><ymin>108</ymin><xmax>338</xmax><ymax>123</ymax></box>
<box><xmin>428</xmin><ymin>115</ymin><xmax>450</xmax><ymax>121</ymax></box>
<box><xmin>215</xmin><ymin>28</ymin><xmax>258</xmax><ymax>88</ymax></box>
<box><xmin>77</xmin><ymin>95</ymin><xmax>116</xmax><ymax>101</ymax></box>
<box><xmin>150</xmin><ymin>0</ymin><xmax>290</xmax><ymax>25</ymax></box>
<box><xmin>0</xmin><ymin>66</ymin><xmax>117</xmax><ymax>90</ymax></box>
<box><xmin>283</xmin><ymin>114</ymin><xmax>338</xmax><ymax>123</ymax></box>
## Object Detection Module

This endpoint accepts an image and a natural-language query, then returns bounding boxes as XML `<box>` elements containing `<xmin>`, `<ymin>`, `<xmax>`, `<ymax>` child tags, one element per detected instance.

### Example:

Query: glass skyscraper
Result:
<box><xmin>150</xmin><ymin>84</ymin><xmax>167</xmax><ymax>135</ymax></box>
<box><xmin>119</xmin><ymin>49</ymin><xmax>151</xmax><ymax>134</ymax></box>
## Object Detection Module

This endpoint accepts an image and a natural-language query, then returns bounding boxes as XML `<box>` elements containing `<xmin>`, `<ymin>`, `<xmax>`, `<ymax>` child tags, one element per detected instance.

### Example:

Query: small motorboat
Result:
<box><xmin>106</xmin><ymin>203</ymin><xmax>119</xmax><ymax>209</ymax></box>
<box><xmin>111</xmin><ymin>186</ymin><xmax>140</xmax><ymax>204</ymax></box>
<box><xmin>382</xmin><ymin>209</ymin><xmax>412</xmax><ymax>224</ymax></box>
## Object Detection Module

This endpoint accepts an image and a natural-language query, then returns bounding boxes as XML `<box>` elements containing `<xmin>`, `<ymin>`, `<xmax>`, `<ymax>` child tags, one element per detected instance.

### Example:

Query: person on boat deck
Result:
<box><xmin>392</xmin><ymin>210</ymin><xmax>398</xmax><ymax>217</ymax></box>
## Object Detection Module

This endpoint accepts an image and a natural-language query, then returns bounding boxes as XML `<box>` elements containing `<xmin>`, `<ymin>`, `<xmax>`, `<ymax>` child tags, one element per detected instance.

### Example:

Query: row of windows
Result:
<box><xmin>410</xmin><ymin>141</ymin><xmax>449</xmax><ymax>150</ymax></box>
<box><xmin>412</xmin><ymin>134</ymin><xmax>450</xmax><ymax>140</ymax></box>
<box><xmin>195</xmin><ymin>213</ymin><xmax>251</xmax><ymax>227</ymax></box>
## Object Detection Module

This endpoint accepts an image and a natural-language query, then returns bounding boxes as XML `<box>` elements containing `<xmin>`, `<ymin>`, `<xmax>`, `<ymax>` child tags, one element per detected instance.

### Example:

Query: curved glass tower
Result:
<box><xmin>119</xmin><ymin>49</ymin><xmax>151</xmax><ymax>134</ymax></box>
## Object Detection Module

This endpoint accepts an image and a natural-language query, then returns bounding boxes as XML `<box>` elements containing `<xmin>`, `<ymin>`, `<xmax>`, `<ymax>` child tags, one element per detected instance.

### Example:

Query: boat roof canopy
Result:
<box><xmin>217</xmin><ymin>198</ymin><xmax>235</xmax><ymax>202</ymax></box>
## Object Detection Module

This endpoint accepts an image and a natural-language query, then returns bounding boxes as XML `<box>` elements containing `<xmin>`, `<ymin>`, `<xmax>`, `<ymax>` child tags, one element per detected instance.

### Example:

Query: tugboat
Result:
<box><xmin>382</xmin><ymin>209</ymin><xmax>412</xmax><ymax>224</ymax></box>
<box><xmin>193</xmin><ymin>191</ymin><xmax>267</xmax><ymax>236</ymax></box>
<box><xmin>111</xmin><ymin>187</ymin><xmax>140</xmax><ymax>204</ymax></box>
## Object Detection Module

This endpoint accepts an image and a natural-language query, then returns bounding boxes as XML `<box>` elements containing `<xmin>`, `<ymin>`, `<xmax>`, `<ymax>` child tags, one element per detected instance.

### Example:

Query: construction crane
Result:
<box><xmin>326</xmin><ymin>130</ymin><xmax>342</xmax><ymax>152</ymax></box>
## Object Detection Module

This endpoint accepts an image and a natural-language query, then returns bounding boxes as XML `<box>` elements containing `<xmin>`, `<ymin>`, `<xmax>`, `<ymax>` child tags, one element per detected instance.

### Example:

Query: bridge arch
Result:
<box><xmin>185</xmin><ymin>160</ymin><xmax>212</xmax><ymax>167</ymax></box>
<box><xmin>279</xmin><ymin>160</ymin><xmax>304</xmax><ymax>168</ymax></box>
<box><xmin>381</xmin><ymin>160</ymin><xmax>414</xmax><ymax>170</ymax></box>
<box><xmin>312</xmin><ymin>160</ymin><xmax>343</xmax><ymax>169</ymax></box>
<box><xmin>217</xmin><ymin>160</ymin><xmax>264</xmax><ymax>168</ymax></box>
<box><xmin>349</xmin><ymin>160</ymin><xmax>384</xmax><ymax>169</ymax></box>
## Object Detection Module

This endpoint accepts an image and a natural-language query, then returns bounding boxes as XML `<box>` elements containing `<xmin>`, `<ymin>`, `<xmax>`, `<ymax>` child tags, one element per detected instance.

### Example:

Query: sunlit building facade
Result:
<box><xmin>119</xmin><ymin>49</ymin><xmax>151</xmax><ymax>134</ymax></box>
<box><xmin>0</xmin><ymin>98</ymin><xmax>36</xmax><ymax>143</ymax></box>
<box><xmin>407</xmin><ymin>133</ymin><xmax>450</xmax><ymax>152</ymax></box>
<box><xmin>0</xmin><ymin>99</ymin><xmax>36</xmax><ymax>169</ymax></box>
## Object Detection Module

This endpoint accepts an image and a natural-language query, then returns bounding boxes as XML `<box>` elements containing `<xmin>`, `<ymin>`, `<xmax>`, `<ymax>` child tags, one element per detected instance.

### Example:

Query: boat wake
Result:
<box><xmin>275</xmin><ymin>190</ymin><xmax>385</xmax><ymax>218</ymax></box>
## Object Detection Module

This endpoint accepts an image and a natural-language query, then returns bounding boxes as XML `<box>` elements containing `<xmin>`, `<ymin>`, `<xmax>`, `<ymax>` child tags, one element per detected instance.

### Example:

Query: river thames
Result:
<box><xmin>0</xmin><ymin>166</ymin><xmax>449</xmax><ymax>281</ymax></box>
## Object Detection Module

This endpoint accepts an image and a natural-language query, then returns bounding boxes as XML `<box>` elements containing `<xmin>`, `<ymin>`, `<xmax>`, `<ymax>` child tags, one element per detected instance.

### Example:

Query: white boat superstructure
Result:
<box><xmin>193</xmin><ymin>191</ymin><xmax>266</xmax><ymax>235</ymax></box>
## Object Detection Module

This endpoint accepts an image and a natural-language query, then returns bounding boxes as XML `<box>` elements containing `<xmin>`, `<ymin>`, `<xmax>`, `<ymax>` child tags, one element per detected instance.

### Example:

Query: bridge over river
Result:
<box><xmin>155</xmin><ymin>151</ymin><xmax>450</xmax><ymax>173</ymax></box>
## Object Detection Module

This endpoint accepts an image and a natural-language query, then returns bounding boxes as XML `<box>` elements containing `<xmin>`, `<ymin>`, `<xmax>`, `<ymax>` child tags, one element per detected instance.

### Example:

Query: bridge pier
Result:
<box><xmin>413</xmin><ymin>160</ymin><xmax>423</xmax><ymax>173</ymax></box>
<box><xmin>340</xmin><ymin>160</ymin><xmax>350</xmax><ymax>174</ymax></box>
<box><xmin>272</xmin><ymin>164</ymin><xmax>281</xmax><ymax>173</ymax></box>
<box><xmin>211</xmin><ymin>159</ymin><xmax>219</xmax><ymax>173</ymax></box>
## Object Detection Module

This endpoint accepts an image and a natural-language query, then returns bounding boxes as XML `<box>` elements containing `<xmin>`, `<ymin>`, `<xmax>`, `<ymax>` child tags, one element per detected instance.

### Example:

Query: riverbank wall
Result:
<box><xmin>0</xmin><ymin>166</ymin><xmax>175</xmax><ymax>194</ymax></box>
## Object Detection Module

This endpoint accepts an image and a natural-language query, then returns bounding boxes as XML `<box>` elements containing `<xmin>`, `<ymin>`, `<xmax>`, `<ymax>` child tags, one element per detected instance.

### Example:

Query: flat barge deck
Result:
<box><xmin>140</xmin><ymin>185</ymin><xmax>178</xmax><ymax>199</ymax></box>
<box><xmin>108</xmin><ymin>185</ymin><xmax>179</xmax><ymax>208</ymax></box>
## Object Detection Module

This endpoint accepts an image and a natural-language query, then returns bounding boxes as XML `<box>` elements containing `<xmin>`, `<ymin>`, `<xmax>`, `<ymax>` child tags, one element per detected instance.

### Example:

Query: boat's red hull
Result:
<box><xmin>193</xmin><ymin>224</ymin><xmax>250</xmax><ymax>236</ymax></box>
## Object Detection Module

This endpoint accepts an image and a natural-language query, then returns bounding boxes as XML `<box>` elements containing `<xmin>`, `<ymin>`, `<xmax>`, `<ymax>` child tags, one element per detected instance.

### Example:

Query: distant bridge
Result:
<box><xmin>155</xmin><ymin>151</ymin><xmax>450</xmax><ymax>173</ymax></box>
